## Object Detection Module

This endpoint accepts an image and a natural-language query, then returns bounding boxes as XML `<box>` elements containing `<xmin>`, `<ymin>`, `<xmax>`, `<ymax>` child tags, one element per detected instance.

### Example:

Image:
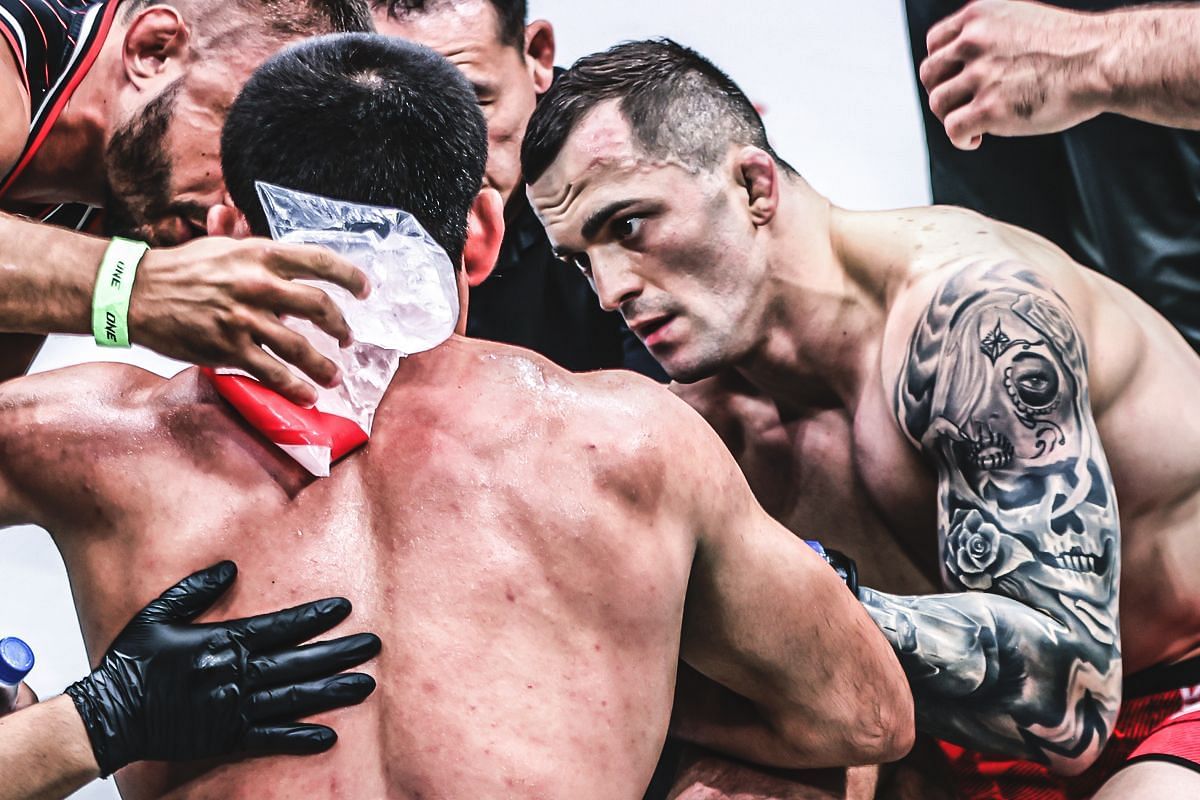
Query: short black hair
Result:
<box><xmin>522</xmin><ymin>38</ymin><xmax>794</xmax><ymax>185</ymax></box>
<box><xmin>221</xmin><ymin>33</ymin><xmax>487</xmax><ymax>264</ymax></box>
<box><xmin>374</xmin><ymin>0</ymin><xmax>526</xmax><ymax>50</ymax></box>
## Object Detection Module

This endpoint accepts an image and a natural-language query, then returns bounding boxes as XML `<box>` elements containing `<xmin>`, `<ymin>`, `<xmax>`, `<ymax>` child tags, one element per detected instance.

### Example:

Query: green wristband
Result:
<box><xmin>92</xmin><ymin>237</ymin><xmax>148</xmax><ymax>348</ymax></box>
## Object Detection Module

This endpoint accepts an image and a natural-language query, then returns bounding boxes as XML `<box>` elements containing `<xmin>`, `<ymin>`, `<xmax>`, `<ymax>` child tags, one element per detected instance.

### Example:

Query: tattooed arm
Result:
<box><xmin>860</xmin><ymin>263</ymin><xmax>1121</xmax><ymax>775</ymax></box>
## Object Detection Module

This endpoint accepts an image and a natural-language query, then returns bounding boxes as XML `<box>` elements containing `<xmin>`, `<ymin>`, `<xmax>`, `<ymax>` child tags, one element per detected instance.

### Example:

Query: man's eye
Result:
<box><xmin>613</xmin><ymin>216</ymin><xmax>643</xmax><ymax>241</ymax></box>
<box><xmin>472</xmin><ymin>85</ymin><xmax>495</xmax><ymax>106</ymax></box>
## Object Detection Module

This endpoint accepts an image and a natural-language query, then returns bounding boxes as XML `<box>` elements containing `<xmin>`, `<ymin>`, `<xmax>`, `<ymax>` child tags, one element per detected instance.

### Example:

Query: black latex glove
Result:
<box><xmin>65</xmin><ymin>561</ymin><xmax>381</xmax><ymax>776</ymax></box>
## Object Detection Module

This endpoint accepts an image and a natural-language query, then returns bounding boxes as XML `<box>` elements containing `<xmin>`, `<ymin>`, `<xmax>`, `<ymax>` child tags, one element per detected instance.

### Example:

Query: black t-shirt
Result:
<box><xmin>466</xmin><ymin>189</ymin><xmax>668</xmax><ymax>381</ymax></box>
<box><xmin>906</xmin><ymin>0</ymin><xmax>1200</xmax><ymax>351</ymax></box>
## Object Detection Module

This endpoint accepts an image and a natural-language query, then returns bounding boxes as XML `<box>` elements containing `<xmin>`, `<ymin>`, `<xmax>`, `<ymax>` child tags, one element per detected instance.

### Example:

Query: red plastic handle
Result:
<box><xmin>202</xmin><ymin>368</ymin><xmax>368</xmax><ymax>463</ymax></box>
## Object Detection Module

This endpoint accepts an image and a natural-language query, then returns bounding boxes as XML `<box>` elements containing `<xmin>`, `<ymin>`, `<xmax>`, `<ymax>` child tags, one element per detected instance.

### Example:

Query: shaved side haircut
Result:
<box><xmin>522</xmin><ymin>38</ymin><xmax>794</xmax><ymax>184</ymax></box>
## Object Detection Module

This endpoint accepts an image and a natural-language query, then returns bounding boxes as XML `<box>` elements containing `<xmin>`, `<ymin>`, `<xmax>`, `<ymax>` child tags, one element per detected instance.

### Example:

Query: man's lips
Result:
<box><xmin>631</xmin><ymin>314</ymin><xmax>675</xmax><ymax>348</ymax></box>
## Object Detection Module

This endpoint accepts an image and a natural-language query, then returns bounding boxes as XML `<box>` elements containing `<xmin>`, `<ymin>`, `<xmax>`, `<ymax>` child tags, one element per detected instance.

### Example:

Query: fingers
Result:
<box><xmin>269</xmin><ymin>244</ymin><xmax>370</xmax><ymax>301</ymax></box>
<box><xmin>251</xmin><ymin>318</ymin><xmax>342</xmax><ymax>391</ymax></box>
<box><xmin>925</xmin><ymin>4</ymin><xmax>968</xmax><ymax>57</ymax></box>
<box><xmin>220</xmin><ymin>597</ymin><xmax>352</xmax><ymax>653</ymax></box>
<box><xmin>920</xmin><ymin>5</ymin><xmax>994</xmax><ymax>152</ymax></box>
<box><xmin>927</xmin><ymin>68</ymin><xmax>978</xmax><ymax>122</ymax></box>
<box><xmin>237</xmin><ymin>339</ymin><xmax>319</xmax><ymax>407</ymax></box>
<box><xmin>136</xmin><ymin>561</ymin><xmax>237</xmax><ymax>624</ymax></box>
<box><xmin>945</xmin><ymin>101</ymin><xmax>990</xmax><ymax>150</ymax></box>
<box><xmin>240</xmin><ymin>723</ymin><xmax>337</xmax><ymax>756</ymax></box>
<box><xmin>247</xmin><ymin>673</ymin><xmax>376</xmax><ymax>723</ymax></box>
<box><xmin>919</xmin><ymin>46</ymin><xmax>963</xmax><ymax>96</ymax></box>
<box><xmin>274</xmin><ymin>283</ymin><xmax>354</xmax><ymax>348</ymax></box>
<box><xmin>247</xmin><ymin>633</ymin><xmax>382</xmax><ymax>688</ymax></box>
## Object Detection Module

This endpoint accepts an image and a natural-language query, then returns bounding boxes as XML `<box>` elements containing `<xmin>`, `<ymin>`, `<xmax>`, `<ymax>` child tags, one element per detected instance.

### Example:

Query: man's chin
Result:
<box><xmin>658</xmin><ymin>352</ymin><xmax>724</xmax><ymax>385</ymax></box>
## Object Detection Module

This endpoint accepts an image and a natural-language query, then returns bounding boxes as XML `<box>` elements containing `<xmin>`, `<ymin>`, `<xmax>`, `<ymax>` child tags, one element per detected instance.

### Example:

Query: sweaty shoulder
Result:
<box><xmin>453</xmin><ymin>340</ymin><xmax>719</xmax><ymax>513</ymax></box>
<box><xmin>0</xmin><ymin>361</ymin><xmax>169</xmax><ymax>426</ymax></box>
<box><xmin>0</xmin><ymin>364</ymin><xmax>212</xmax><ymax>526</ymax></box>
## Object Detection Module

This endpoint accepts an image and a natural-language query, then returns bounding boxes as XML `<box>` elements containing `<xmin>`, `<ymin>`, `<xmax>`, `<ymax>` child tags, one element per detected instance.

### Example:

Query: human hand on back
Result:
<box><xmin>920</xmin><ymin>0</ymin><xmax>1110</xmax><ymax>150</ymax></box>
<box><xmin>129</xmin><ymin>237</ymin><xmax>371</xmax><ymax>406</ymax></box>
<box><xmin>64</xmin><ymin>561</ymin><xmax>381</xmax><ymax>777</ymax></box>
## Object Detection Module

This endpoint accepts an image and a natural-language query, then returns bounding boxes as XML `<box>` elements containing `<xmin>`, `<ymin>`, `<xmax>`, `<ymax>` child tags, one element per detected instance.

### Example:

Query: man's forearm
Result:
<box><xmin>1097</xmin><ymin>5</ymin><xmax>1200</xmax><ymax>129</ymax></box>
<box><xmin>859</xmin><ymin>586</ymin><xmax>1120</xmax><ymax>775</ymax></box>
<box><xmin>0</xmin><ymin>694</ymin><xmax>100</xmax><ymax>800</ymax></box>
<box><xmin>0</xmin><ymin>213</ymin><xmax>105</xmax><ymax>336</ymax></box>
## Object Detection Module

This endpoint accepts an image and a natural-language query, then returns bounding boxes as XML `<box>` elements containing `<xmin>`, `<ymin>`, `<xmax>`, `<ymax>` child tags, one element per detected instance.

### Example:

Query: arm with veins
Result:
<box><xmin>860</xmin><ymin>262</ymin><xmax>1121</xmax><ymax>775</ymax></box>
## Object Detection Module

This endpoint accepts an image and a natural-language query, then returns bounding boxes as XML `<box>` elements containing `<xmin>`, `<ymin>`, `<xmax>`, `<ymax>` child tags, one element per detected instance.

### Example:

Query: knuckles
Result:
<box><xmin>956</xmin><ymin>22</ymin><xmax>993</xmax><ymax>58</ymax></box>
<box><xmin>231</xmin><ymin>271</ymin><xmax>281</xmax><ymax>302</ymax></box>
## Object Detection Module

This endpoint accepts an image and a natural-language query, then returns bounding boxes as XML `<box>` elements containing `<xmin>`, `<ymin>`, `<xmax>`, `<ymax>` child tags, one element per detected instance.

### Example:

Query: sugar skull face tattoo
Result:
<box><xmin>861</xmin><ymin>263</ymin><xmax>1121</xmax><ymax>773</ymax></box>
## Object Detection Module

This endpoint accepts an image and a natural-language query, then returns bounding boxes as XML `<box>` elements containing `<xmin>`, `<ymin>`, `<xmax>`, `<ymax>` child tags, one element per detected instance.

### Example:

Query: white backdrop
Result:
<box><xmin>0</xmin><ymin>2</ymin><xmax>929</xmax><ymax>797</ymax></box>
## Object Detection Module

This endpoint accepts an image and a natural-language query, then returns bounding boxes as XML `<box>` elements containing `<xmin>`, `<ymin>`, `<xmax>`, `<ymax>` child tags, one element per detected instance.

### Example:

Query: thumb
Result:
<box><xmin>136</xmin><ymin>561</ymin><xmax>238</xmax><ymax>624</ymax></box>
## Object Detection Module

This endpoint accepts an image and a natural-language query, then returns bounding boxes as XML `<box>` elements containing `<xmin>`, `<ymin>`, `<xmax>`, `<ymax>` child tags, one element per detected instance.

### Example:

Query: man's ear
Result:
<box><xmin>524</xmin><ymin>20</ymin><xmax>555</xmax><ymax>95</ymax></box>
<box><xmin>122</xmin><ymin>6</ymin><xmax>190</xmax><ymax>91</ymax></box>
<box><xmin>462</xmin><ymin>186</ymin><xmax>505</xmax><ymax>287</ymax></box>
<box><xmin>736</xmin><ymin>146</ymin><xmax>780</xmax><ymax>227</ymax></box>
<box><xmin>206</xmin><ymin>197</ymin><xmax>251</xmax><ymax>238</ymax></box>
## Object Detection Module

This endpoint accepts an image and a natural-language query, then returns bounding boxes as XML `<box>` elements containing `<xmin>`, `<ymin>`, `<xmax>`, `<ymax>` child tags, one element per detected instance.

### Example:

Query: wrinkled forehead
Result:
<box><xmin>529</xmin><ymin>101</ymin><xmax>676</xmax><ymax>222</ymax></box>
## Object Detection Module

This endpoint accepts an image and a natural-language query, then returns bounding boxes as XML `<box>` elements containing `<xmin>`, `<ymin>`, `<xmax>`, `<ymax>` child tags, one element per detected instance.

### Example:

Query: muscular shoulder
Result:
<box><xmin>0</xmin><ymin>364</ymin><xmax>212</xmax><ymax>498</ymax></box>
<box><xmin>0</xmin><ymin>362</ymin><xmax>168</xmax><ymax>425</ymax></box>
<box><xmin>886</xmin><ymin>260</ymin><xmax>1091</xmax><ymax>449</ymax></box>
<box><xmin>475</xmin><ymin>344</ymin><xmax>729</xmax><ymax>509</ymax></box>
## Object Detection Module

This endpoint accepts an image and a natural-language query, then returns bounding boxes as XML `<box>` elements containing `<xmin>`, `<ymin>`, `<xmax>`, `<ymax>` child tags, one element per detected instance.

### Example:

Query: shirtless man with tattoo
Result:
<box><xmin>0</xmin><ymin>35</ymin><xmax>912</xmax><ymax>799</ymax></box>
<box><xmin>524</xmin><ymin>38</ymin><xmax>1200</xmax><ymax>800</ymax></box>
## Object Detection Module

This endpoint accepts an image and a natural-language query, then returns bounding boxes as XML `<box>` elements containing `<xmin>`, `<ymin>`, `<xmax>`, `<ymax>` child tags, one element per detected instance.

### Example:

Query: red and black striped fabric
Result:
<box><xmin>0</xmin><ymin>0</ymin><xmax>118</xmax><ymax>229</ymax></box>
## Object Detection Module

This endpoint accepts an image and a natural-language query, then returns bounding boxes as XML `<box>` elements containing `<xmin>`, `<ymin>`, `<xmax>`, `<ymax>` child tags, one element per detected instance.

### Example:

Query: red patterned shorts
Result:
<box><xmin>938</xmin><ymin>655</ymin><xmax>1200</xmax><ymax>799</ymax></box>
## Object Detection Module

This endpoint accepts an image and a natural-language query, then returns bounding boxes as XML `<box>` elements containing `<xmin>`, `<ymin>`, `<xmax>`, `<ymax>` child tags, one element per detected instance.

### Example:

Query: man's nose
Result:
<box><xmin>591</xmin><ymin>255</ymin><xmax>643</xmax><ymax>313</ymax></box>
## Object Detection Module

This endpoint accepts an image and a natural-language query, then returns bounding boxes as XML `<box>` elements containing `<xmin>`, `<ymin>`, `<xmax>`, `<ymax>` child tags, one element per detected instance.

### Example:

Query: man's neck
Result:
<box><xmin>732</xmin><ymin>201</ymin><xmax>899</xmax><ymax>412</ymax></box>
<box><xmin>4</xmin><ymin>25</ymin><xmax>123</xmax><ymax>206</ymax></box>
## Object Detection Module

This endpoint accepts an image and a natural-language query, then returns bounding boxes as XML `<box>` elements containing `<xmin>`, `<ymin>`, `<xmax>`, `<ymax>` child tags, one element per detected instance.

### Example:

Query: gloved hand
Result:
<box><xmin>804</xmin><ymin>540</ymin><xmax>860</xmax><ymax>598</ymax></box>
<box><xmin>65</xmin><ymin>561</ymin><xmax>381</xmax><ymax>776</ymax></box>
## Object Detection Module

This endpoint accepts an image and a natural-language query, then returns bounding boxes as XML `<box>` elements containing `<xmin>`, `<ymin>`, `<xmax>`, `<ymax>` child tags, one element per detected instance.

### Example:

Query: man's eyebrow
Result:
<box><xmin>581</xmin><ymin>200</ymin><xmax>638</xmax><ymax>242</ymax></box>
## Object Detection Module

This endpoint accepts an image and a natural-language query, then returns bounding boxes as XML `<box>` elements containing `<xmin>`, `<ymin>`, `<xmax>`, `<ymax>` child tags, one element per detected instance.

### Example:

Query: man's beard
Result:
<box><xmin>103</xmin><ymin>78</ymin><xmax>183</xmax><ymax>244</ymax></box>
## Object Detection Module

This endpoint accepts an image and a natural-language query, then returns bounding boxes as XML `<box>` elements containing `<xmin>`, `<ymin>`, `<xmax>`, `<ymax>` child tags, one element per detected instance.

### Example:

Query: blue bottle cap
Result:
<box><xmin>0</xmin><ymin>637</ymin><xmax>34</xmax><ymax>685</ymax></box>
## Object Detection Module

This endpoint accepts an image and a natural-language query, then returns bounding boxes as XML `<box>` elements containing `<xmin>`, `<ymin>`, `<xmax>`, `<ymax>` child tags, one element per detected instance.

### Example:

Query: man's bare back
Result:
<box><xmin>0</xmin><ymin>336</ymin><xmax>911</xmax><ymax>799</ymax></box>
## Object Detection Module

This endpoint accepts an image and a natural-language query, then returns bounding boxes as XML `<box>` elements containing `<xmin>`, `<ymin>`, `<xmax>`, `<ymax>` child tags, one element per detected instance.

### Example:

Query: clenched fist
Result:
<box><xmin>920</xmin><ymin>1</ymin><xmax>1110</xmax><ymax>150</ymax></box>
